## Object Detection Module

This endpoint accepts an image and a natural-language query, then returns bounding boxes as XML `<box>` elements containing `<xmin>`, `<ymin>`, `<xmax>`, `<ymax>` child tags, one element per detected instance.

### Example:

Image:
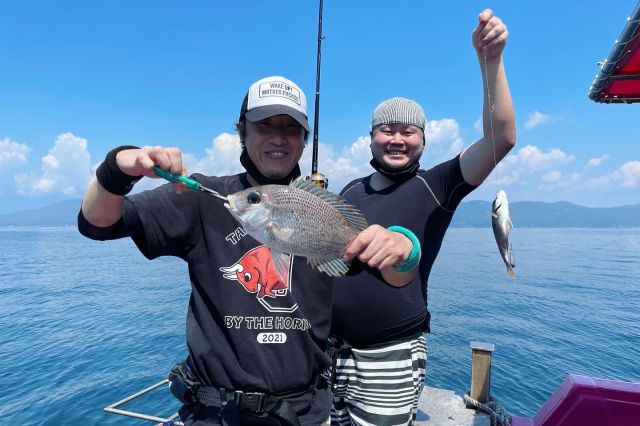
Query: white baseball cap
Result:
<box><xmin>239</xmin><ymin>76</ymin><xmax>309</xmax><ymax>131</ymax></box>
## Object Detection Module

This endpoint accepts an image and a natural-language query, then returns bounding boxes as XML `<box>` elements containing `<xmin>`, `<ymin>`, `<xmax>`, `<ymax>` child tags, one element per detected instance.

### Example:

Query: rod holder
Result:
<box><xmin>469</xmin><ymin>341</ymin><xmax>495</xmax><ymax>403</ymax></box>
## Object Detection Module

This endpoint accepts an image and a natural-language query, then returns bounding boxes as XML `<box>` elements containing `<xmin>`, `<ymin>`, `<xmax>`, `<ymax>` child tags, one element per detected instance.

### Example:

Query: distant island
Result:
<box><xmin>451</xmin><ymin>200</ymin><xmax>640</xmax><ymax>228</ymax></box>
<box><xmin>0</xmin><ymin>200</ymin><xmax>83</xmax><ymax>227</ymax></box>
<box><xmin>1</xmin><ymin>198</ymin><xmax>639</xmax><ymax>228</ymax></box>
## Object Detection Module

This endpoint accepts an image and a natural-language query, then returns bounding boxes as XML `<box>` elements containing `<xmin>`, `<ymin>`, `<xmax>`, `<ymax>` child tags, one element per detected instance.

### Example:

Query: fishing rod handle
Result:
<box><xmin>153</xmin><ymin>166</ymin><xmax>201</xmax><ymax>192</ymax></box>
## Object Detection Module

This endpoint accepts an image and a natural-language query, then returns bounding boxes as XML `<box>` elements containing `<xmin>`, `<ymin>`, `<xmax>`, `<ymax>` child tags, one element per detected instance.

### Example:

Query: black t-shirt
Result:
<box><xmin>331</xmin><ymin>155</ymin><xmax>476</xmax><ymax>348</ymax></box>
<box><xmin>125</xmin><ymin>173</ymin><xmax>333</xmax><ymax>393</ymax></box>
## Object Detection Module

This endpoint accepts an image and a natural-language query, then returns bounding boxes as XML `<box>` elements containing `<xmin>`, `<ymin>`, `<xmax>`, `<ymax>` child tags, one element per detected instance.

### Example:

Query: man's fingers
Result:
<box><xmin>477</xmin><ymin>19</ymin><xmax>502</xmax><ymax>42</ymax></box>
<box><xmin>357</xmin><ymin>237</ymin><xmax>384</xmax><ymax>265</ymax></box>
<box><xmin>137</xmin><ymin>154</ymin><xmax>158</xmax><ymax>177</ymax></box>
<box><xmin>166</xmin><ymin>147</ymin><xmax>184</xmax><ymax>175</ymax></box>
<box><xmin>143</xmin><ymin>146</ymin><xmax>186</xmax><ymax>177</ymax></box>
<box><xmin>343</xmin><ymin>225</ymin><xmax>384</xmax><ymax>262</ymax></box>
<box><xmin>365</xmin><ymin>250</ymin><xmax>393</xmax><ymax>270</ymax></box>
<box><xmin>481</xmin><ymin>31</ymin><xmax>508</xmax><ymax>58</ymax></box>
<box><xmin>484</xmin><ymin>30</ymin><xmax>508</xmax><ymax>48</ymax></box>
<box><xmin>473</xmin><ymin>10</ymin><xmax>506</xmax><ymax>51</ymax></box>
<box><xmin>343</xmin><ymin>232</ymin><xmax>371</xmax><ymax>262</ymax></box>
<box><xmin>478</xmin><ymin>9</ymin><xmax>493</xmax><ymax>24</ymax></box>
<box><xmin>474</xmin><ymin>9</ymin><xmax>493</xmax><ymax>39</ymax></box>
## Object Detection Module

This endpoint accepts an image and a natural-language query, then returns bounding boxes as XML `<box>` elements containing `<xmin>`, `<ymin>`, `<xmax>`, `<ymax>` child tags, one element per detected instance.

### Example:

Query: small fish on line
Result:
<box><xmin>224</xmin><ymin>178</ymin><xmax>368</xmax><ymax>281</ymax></box>
<box><xmin>492</xmin><ymin>189</ymin><xmax>516</xmax><ymax>279</ymax></box>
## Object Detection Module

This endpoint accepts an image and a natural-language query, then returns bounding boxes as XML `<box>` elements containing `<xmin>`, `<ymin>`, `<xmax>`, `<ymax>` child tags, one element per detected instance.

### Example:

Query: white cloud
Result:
<box><xmin>481</xmin><ymin>145</ymin><xmax>575</xmax><ymax>190</ymax></box>
<box><xmin>524</xmin><ymin>111</ymin><xmax>556</xmax><ymax>130</ymax></box>
<box><xmin>514</xmin><ymin>145</ymin><xmax>574</xmax><ymax>172</ymax></box>
<box><xmin>612</xmin><ymin>161</ymin><xmax>640</xmax><ymax>188</ymax></box>
<box><xmin>585</xmin><ymin>175</ymin><xmax>610</xmax><ymax>188</ymax></box>
<box><xmin>538</xmin><ymin>171</ymin><xmax>581</xmax><ymax>191</ymax></box>
<box><xmin>14</xmin><ymin>132</ymin><xmax>92</xmax><ymax>195</ymax></box>
<box><xmin>541</xmin><ymin>170</ymin><xmax>562</xmax><ymax>183</ymax></box>
<box><xmin>189</xmin><ymin>132</ymin><xmax>243</xmax><ymax>176</ymax></box>
<box><xmin>423</xmin><ymin>118</ymin><xmax>464</xmax><ymax>167</ymax></box>
<box><xmin>0</xmin><ymin>138</ymin><xmax>31</xmax><ymax>172</ymax></box>
<box><xmin>584</xmin><ymin>154</ymin><xmax>609</xmax><ymax>170</ymax></box>
<box><xmin>299</xmin><ymin>137</ymin><xmax>374</xmax><ymax>192</ymax></box>
<box><xmin>491</xmin><ymin>169</ymin><xmax>521</xmax><ymax>187</ymax></box>
<box><xmin>585</xmin><ymin>161</ymin><xmax>640</xmax><ymax>190</ymax></box>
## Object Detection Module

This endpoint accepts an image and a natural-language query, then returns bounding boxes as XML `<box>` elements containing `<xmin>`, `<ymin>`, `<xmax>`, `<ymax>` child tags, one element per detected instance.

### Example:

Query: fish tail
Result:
<box><xmin>506</xmin><ymin>264</ymin><xmax>516</xmax><ymax>280</ymax></box>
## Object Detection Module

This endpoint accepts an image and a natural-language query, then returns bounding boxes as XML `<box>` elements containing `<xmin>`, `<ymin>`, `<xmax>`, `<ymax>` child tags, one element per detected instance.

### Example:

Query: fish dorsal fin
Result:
<box><xmin>290</xmin><ymin>178</ymin><xmax>368</xmax><ymax>231</ymax></box>
<box><xmin>307</xmin><ymin>256</ymin><xmax>350</xmax><ymax>277</ymax></box>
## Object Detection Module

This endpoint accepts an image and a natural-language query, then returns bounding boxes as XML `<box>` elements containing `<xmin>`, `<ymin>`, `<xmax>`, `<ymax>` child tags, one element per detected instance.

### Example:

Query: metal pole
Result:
<box><xmin>104</xmin><ymin>379</ymin><xmax>182</xmax><ymax>424</ymax></box>
<box><xmin>310</xmin><ymin>0</ymin><xmax>328</xmax><ymax>188</ymax></box>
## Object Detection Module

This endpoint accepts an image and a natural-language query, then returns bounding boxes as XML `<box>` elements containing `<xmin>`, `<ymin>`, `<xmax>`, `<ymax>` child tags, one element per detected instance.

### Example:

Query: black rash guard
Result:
<box><xmin>331</xmin><ymin>155</ymin><xmax>476</xmax><ymax>348</ymax></box>
<box><xmin>79</xmin><ymin>172</ymin><xmax>333</xmax><ymax>394</ymax></box>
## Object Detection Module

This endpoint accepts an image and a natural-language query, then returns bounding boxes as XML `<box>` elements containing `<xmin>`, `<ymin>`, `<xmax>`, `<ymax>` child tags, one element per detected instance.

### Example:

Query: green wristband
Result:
<box><xmin>387</xmin><ymin>226</ymin><xmax>421</xmax><ymax>273</ymax></box>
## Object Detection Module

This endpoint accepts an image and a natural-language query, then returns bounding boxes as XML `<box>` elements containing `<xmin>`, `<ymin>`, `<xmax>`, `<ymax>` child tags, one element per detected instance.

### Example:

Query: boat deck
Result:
<box><xmin>416</xmin><ymin>386</ymin><xmax>490</xmax><ymax>425</ymax></box>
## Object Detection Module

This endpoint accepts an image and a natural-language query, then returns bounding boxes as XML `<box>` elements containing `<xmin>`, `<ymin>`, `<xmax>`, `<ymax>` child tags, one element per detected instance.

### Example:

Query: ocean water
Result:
<box><xmin>0</xmin><ymin>227</ymin><xmax>638</xmax><ymax>424</ymax></box>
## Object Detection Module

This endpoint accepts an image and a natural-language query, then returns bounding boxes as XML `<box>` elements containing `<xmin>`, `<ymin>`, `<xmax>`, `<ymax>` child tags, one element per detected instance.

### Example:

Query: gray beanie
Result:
<box><xmin>371</xmin><ymin>97</ymin><xmax>426</xmax><ymax>131</ymax></box>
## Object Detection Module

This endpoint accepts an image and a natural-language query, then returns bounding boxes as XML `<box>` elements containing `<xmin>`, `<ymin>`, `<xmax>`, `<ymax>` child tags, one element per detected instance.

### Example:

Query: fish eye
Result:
<box><xmin>247</xmin><ymin>191</ymin><xmax>261</xmax><ymax>204</ymax></box>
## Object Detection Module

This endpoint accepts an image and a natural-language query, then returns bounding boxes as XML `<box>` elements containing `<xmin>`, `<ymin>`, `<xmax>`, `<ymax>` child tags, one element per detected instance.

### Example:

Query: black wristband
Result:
<box><xmin>96</xmin><ymin>145</ymin><xmax>143</xmax><ymax>196</ymax></box>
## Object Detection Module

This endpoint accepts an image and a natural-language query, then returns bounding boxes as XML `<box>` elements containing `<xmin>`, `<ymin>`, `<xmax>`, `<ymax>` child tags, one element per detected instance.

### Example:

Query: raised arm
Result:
<box><xmin>81</xmin><ymin>146</ymin><xmax>185</xmax><ymax>227</ymax></box>
<box><xmin>460</xmin><ymin>9</ymin><xmax>516</xmax><ymax>186</ymax></box>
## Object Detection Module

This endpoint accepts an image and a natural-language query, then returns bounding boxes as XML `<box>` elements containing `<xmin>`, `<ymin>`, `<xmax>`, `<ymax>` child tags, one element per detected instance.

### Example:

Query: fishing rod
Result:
<box><xmin>309</xmin><ymin>0</ymin><xmax>328</xmax><ymax>189</ymax></box>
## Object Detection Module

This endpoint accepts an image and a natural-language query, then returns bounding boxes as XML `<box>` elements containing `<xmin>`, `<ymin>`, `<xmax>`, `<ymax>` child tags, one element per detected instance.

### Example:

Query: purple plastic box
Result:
<box><xmin>511</xmin><ymin>374</ymin><xmax>640</xmax><ymax>426</ymax></box>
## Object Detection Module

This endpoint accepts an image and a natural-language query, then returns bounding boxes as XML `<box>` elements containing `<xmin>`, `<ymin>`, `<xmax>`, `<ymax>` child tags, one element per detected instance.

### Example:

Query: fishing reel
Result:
<box><xmin>308</xmin><ymin>172</ymin><xmax>328</xmax><ymax>189</ymax></box>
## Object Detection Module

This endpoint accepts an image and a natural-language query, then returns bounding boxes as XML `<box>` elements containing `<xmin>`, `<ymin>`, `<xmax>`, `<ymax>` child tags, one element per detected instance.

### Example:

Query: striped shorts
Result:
<box><xmin>330</xmin><ymin>335</ymin><xmax>427</xmax><ymax>426</ymax></box>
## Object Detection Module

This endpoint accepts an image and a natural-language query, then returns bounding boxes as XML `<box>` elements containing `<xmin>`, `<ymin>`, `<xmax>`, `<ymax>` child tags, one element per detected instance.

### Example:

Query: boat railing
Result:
<box><xmin>103</xmin><ymin>378</ymin><xmax>182</xmax><ymax>426</ymax></box>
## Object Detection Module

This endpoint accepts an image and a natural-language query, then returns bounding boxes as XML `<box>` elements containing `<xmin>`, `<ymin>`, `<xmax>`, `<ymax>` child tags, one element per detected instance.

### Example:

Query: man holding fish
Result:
<box><xmin>329</xmin><ymin>9</ymin><xmax>516</xmax><ymax>426</ymax></box>
<box><xmin>78</xmin><ymin>76</ymin><xmax>418</xmax><ymax>425</ymax></box>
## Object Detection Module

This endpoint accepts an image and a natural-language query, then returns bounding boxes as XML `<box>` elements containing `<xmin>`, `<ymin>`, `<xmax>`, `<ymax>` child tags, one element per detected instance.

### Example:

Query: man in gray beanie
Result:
<box><xmin>329</xmin><ymin>9</ymin><xmax>516</xmax><ymax>425</ymax></box>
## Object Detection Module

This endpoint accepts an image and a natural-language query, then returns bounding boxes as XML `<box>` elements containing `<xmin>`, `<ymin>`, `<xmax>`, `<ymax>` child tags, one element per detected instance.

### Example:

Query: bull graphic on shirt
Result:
<box><xmin>220</xmin><ymin>246</ymin><xmax>289</xmax><ymax>299</ymax></box>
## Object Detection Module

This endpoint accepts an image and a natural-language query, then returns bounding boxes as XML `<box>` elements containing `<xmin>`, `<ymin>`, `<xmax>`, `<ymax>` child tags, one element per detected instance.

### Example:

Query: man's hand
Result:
<box><xmin>116</xmin><ymin>146</ymin><xmax>185</xmax><ymax>177</ymax></box>
<box><xmin>116</xmin><ymin>146</ymin><xmax>189</xmax><ymax>193</ymax></box>
<box><xmin>472</xmin><ymin>9</ymin><xmax>508</xmax><ymax>59</ymax></box>
<box><xmin>344</xmin><ymin>225</ymin><xmax>413</xmax><ymax>271</ymax></box>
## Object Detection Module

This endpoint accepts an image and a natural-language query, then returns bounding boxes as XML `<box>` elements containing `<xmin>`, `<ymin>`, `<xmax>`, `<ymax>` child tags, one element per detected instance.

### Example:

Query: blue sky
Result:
<box><xmin>1</xmin><ymin>0</ymin><xmax>639</xmax><ymax>214</ymax></box>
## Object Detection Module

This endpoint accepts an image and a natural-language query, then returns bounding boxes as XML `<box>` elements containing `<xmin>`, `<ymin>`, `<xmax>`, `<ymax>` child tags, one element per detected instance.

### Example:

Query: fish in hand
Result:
<box><xmin>224</xmin><ymin>178</ymin><xmax>368</xmax><ymax>281</ymax></box>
